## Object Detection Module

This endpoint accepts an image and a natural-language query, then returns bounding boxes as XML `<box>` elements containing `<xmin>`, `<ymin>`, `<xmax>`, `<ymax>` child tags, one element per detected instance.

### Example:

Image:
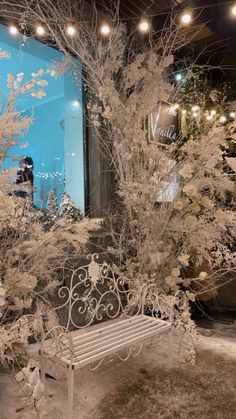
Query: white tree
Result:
<box><xmin>58</xmin><ymin>192</ymin><xmax>81</xmax><ymax>220</ymax></box>
<box><xmin>2</xmin><ymin>0</ymin><xmax>236</xmax><ymax>362</ymax></box>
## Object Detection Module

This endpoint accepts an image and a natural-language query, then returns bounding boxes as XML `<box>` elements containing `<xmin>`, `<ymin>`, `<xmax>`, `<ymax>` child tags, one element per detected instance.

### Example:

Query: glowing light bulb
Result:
<box><xmin>210</xmin><ymin>109</ymin><xmax>216</xmax><ymax>116</ymax></box>
<box><xmin>191</xmin><ymin>105</ymin><xmax>199</xmax><ymax>112</ymax></box>
<box><xmin>9</xmin><ymin>25</ymin><xmax>18</xmax><ymax>35</ymax></box>
<box><xmin>231</xmin><ymin>4</ymin><xmax>236</xmax><ymax>16</ymax></box>
<box><xmin>192</xmin><ymin>112</ymin><xmax>198</xmax><ymax>118</ymax></box>
<box><xmin>220</xmin><ymin>116</ymin><xmax>227</xmax><ymax>124</ymax></box>
<box><xmin>36</xmin><ymin>25</ymin><xmax>45</xmax><ymax>36</ymax></box>
<box><xmin>181</xmin><ymin>12</ymin><xmax>192</xmax><ymax>25</ymax></box>
<box><xmin>138</xmin><ymin>20</ymin><xmax>150</xmax><ymax>33</ymax></box>
<box><xmin>175</xmin><ymin>73</ymin><xmax>183</xmax><ymax>82</ymax></box>
<box><xmin>206</xmin><ymin>115</ymin><xmax>212</xmax><ymax>121</ymax></box>
<box><xmin>66</xmin><ymin>25</ymin><xmax>76</xmax><ymax>36</ymax></box>
<box><xmin>182</xmin><ymin>109</ymin><xmax>187</xmax><ymax>114</ymax></box>
<box><xmin>230</xmin><ymin>111</ymin><xmax>236</xmax><ymax>118</ymax></box>
<box><xmin>72</xmin><ymin>99</ymin><xmax>80</xmax><ymax>107</ymax></box>
<box><xmin>100</xmin><ymin>23</ymin><xmax>111</xmax><ymax>35</ymax></box>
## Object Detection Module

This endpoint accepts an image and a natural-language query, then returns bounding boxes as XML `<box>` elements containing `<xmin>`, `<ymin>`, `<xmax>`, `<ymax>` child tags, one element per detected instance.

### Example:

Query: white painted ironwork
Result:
<box><xmin>40</xmin><ymin>254</ymin><xmax>186</xmax><ymax>419</ymax></box>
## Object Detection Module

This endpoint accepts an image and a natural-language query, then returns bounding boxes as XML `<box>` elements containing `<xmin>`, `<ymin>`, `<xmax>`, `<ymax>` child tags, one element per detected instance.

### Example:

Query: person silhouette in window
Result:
<box><xmin>15</xmin><ymin>156</ymin><xmax>34</xmax><ymax>199</ymax></box>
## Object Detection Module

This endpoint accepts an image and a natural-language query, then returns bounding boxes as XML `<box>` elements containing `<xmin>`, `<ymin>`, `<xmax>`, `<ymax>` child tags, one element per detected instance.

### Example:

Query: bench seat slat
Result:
<box><xmin>69</xmin><ymin>322</ymin><xmax>168</xmax><ymax>364</ymax></box>
<box><xmin>68</xmin><ymin>316</ymin><xmax>149</xmax><ymax>345</ymax></box>
<box><xmin>53</xmin><ymin>316</ymin><xmax>171</xmax><ymax>368</ymax></box>
<box><xmin>46</xmin><ymin>317</ymin><xmax>150</xmax><ymax>358</ymax></box>
<box><xmin>72</xmin><ymin>321</ymin><xmax>171</xmax><ymax>369</ymax></box>
<box><xmin>61</xmin><ymin>317</ymin><xmax>152</xmax><ymax>357</ymax></box>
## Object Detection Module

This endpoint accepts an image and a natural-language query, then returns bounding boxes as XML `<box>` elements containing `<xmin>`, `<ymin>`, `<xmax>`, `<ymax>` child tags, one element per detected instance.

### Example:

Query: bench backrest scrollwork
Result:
<box><xmin>41</xmin><ymin>254</ymin><xmax>187</xmax><ymax>357</ymax></box>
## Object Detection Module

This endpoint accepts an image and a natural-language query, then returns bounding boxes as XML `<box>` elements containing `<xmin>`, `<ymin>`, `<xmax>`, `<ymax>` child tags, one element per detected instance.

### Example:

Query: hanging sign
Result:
<box><xmin>149</xmin><ymin>101</ymin><xmax>179</xmax><ymax>145</ymax></box>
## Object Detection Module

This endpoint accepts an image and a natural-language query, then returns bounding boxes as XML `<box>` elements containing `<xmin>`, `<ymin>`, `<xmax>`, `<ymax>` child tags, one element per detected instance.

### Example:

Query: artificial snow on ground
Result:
<box><xmin>0</xmin><ymin>320</ymin><xmax>236</xmax><ymax>419</ymax></box>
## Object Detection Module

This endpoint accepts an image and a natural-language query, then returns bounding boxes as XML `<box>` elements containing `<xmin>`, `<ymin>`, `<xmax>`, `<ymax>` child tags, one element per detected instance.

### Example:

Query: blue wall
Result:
<box><xmin>0</xmin><ymin>24</ymin><xmax>85</xmax><ymax>212</ymax></box>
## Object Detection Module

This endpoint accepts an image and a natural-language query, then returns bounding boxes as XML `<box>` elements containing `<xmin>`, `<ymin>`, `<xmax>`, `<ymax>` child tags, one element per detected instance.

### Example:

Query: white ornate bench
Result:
<box><xmin>40</xmin><ymin>254</ymin><xmax>182</xmax><ymax>419</ymax></box>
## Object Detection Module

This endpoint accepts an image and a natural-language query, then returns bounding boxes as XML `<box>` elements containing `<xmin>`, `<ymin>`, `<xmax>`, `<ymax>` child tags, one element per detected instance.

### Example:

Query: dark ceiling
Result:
<box><xmin>94</xmin><ymin>0</ymin><xmax>236</xmax><ymax>84</ymax></box>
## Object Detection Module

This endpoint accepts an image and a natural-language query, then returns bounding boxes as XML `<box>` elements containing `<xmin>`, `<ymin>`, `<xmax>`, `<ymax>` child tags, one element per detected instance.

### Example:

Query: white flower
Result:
<box><xmin>174</xmin><ymin>199</ymin><xmax>184</xmax><ymax>210</ymax></box>
<box><xmin>183</xmin><ymin>183</ymin><xmax>198</xmax><ymax>198</ymax></box>
<box><xmin>178</xmin><ymin>254</ymin><xmax>190</xmax><ymax>267</ymax></box>
<box><xmin>165</xmin><ymin>275</ymin><xmax>178</xmax><ymax>288</ymax></box>
<box><xmin>37</xmin><ymin>90</ymin><xmax>46</xmax><ymax>97</ymax></box>
<box><xmin>179</xmin><ymin>163</ymin><xmax>193</xmax><ymax>179</ymax></box>
<box><xmin>36</xmin><ymin>80</ymin><xmax>48</xmax><ymax>87</ymax></box>
<box><xmin>199</xmin><ymin>271</ymin><xmax>208</xmax><ymax>281</ymax></box>
<box><xmin>171</xmin><ymin>267</ymin><xmax>180</xmax><ymax>277</ymax></box>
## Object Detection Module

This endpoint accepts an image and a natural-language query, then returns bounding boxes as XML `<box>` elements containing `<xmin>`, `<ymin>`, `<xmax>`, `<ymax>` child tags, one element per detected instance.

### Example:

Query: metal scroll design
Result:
<box><xmin>51</xmin><ymin>254</ymin><xmax>188</xmax><ymax>330</ymax></box>
<box><xmin>41</xmin><ymin>254</ymin><xmax>187</xmax><ymax>357</ymax></box>
<box><xmin>41</xmin><ymin>325</ymin><xmax>73</xmax><ymax>360</ymax></box>
<box><xmin>53</xmin><ymin>254</ymin><xmax>143</xmax><ymax>330</ymax></box>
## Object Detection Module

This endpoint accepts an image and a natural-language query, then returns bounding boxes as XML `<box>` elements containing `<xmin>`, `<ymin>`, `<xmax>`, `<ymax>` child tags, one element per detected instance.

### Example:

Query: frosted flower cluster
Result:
<box><xmin>6</xmin><ymin>70</ymin><xmax>48</xmax><ymax>99</ymax></box>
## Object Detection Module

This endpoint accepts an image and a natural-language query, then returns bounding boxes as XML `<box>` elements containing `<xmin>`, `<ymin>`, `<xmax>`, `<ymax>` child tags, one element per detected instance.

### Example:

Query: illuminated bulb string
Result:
<box><xmin>36</xmin><ymin>25</ymin><xmax>45</xmax><ymax>35</ymax></box>
<box><xmin>66</xmin><ymin>25</ymin><xmax>76</xmax><ymax>36</ymax></box>
<box><xmin>7</xmin><ymin>1</ymin><xmax>236</xmax><ymax>37</ymax></box>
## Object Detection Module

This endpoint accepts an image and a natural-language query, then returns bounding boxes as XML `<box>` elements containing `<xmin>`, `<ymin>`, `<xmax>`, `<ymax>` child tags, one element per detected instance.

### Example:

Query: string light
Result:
<box><xmin>72</xmin><ymin>99</ymin><xmax>80</xmax><ymax>107</ymax></box>
<box><xmin>192</xmin><ymin>112</ymin><xmax>198</xmax><ymax>118</ymax></box>
<box><xmin>36</xmin><ymin>24</ymin><xmax>45</xmax><ymax>36</ymax></box>
<box><xmin>180</xmin><ymin>11</ymin><xmax>192</xmax><ymax>25</ymax></box>
<box><xmin>231</xmin><ymin>4</ymin><xmax>236</xmax><ymax>16</ymax></box>
<box><xmin>9</xmin><ymin>25</ymin><xmax>18</xmax><ymax>35</ymax></box>
<box><xmin>66</xmin><ymin>25</ymin><xmax>76</xmax><ymax>36</ymax></box>
<box><xmin>210</xmin><ymin>109</ymin><xmax>216</xmax><ymax>116</ymax></box>
<box><xmin>191</xmin><ymin>105</ymin><xmax>199</xmax><ymax>112</ymax></box>
<box><xmin>182</xmin><ymin>109</ymin><xmax>187</xmax><ymax>114</ymax></box>
<box><xmin>230</xmin><ymin>111</ymin><xmax>236</xmax><ymax>118</ymax></box>
<box><xmin>6</xmin><ymin>3</ymin><xmax>236</xmax><ymax>43</ymax></box>
<box><xmin>175</xmin><ymin>73</ymin><xmax>183</xmax><ymax>82</ymax></box>
<box><xmin>138</xmin><ymin>19</ymin><xmax>150</xmax><ymax>33</ymax></box>
<box><xmin>100</xmin><ymin>23</ymin><xmax>111</xmax><ymax>35</ymax></box>
<box><xmin>220</xmin><ymin>116</ymin><xmax>227</xmax><ymax>124</ymax></box>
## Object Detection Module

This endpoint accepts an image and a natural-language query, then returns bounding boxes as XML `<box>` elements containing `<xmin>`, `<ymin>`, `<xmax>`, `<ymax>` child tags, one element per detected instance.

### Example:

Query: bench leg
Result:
<box><xmin>68</xmin><ymin>364</ymin><xmax>74</xmax><ymax>419</ymax></box>
<box><xmin>168</xmin><ymin>328</ymin><xmax>174</xmax><ymax>367</ymax></box>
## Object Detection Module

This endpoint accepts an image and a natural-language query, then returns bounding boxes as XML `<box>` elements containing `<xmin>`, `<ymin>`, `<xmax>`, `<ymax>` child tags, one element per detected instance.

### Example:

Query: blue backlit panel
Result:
<box><xmin>0</xmin><ymin>24</ymin><xmax>85</xmax><ymax>212</ymax></box>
